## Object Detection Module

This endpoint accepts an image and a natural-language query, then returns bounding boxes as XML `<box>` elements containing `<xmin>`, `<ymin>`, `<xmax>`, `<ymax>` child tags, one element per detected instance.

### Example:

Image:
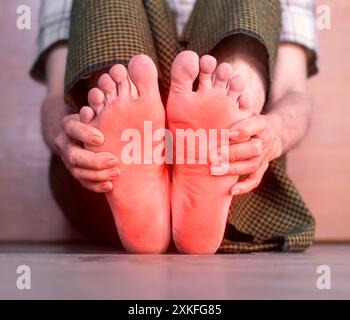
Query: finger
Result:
<box><xmin>63</xmin><ymin>116</ymin><xmax>104</xmax><ymax>146</ymax></box>
<box><xmin>71</xmin><ymin>167</ymin><xmax>120</xmax><ymax>182</ymax></box>
<box><xmin>228</xmin><ymin>138</ymin><xmax>264</xmax><ymax>161</ymax></box>
<box><xmin>65</xmin><ymin>143</ymin><xmax>119</xmax><ymax>170</ymax></box>
<box><xmin>80</xmin><ymin>180</ymin><xmax>114</xmax><ymax>193</ymax></box>
<box><xmin>80</xmin><ymin>106</ymin><xmax>95</xmax><ymax>125</ymax></box>
<box><xmin>210</xmin><ymin>138</ymin><xmax>264</xmax><ymax>163</ymax></box>
<box><xmin>54</xmin><ymin>131</ymin><xmax>66</xmax><ymax>153</ymax></box>
<box><xmin>229</xmin><ymin>115</ymin><xmax>267</xmax><ymax>140</ymax></box>
<box><xmin>210</xmin><ymin>157</ymin><xmax>264</xmax><ymax>176</ymax></box>
<box><xmin>231</xmin><ymin>161</ymin><xmax>269</xmax><ymax>196</ymax></box>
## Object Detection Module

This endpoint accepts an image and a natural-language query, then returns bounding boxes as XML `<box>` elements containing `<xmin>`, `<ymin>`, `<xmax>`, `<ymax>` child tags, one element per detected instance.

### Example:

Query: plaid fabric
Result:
<box><xmin>30</xmin><ymin>0</ymin><xmax>318</xmax><ymax>83</ymax></box>
<box><xmin>32</xmin><ymin>0</ymin><xmax>316</xmax><ymax>253</ymax></box>
<box><xmin>181</xmin><ymin>0</ymin><xmax>281</xmax><ymax>81</ymax></box>
<box><xmin>65</xmin><ymin>0</ymin><xmax>281</xmax><ymax>107</ymax></box>
<box><xmin>65</xmin><ymin>0</ymin><xmax>315</xmax><ymax>253</ymax></box>
<box><xmin>220</xmin><ymin>157</ymin><xmax>315</xmax><ymax>253</ymax></box>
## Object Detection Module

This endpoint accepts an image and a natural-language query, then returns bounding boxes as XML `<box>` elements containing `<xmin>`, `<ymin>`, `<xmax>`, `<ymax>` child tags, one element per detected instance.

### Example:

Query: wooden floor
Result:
<box><xmin>0</xmin><ymin>244</ymin><xmax>349</xmax><ymax>300</ymax></box>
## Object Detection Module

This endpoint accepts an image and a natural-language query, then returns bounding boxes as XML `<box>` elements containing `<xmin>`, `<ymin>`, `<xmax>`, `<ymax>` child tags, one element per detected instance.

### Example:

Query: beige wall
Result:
<box><xmin>288</xmin><ymin>0</ymin><xmax>350</xmax><ymax>241</ymax></box>
<box><xmin>0</xmin><ymin>0</ymin><xmax>348</xmax><ymax>241</ymax></box>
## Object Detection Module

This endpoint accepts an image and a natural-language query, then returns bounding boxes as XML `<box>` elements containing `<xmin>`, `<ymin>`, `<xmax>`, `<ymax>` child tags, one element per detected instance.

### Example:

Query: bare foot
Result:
<box><xmin>84</xmin><ymin>55</ymin><xmax>170</xmax><ymax>253</ymax></box>
<box><xmin>167</xmin><ymin>51</ymin><xmax>251</xmax><ymax>254</ymax></box>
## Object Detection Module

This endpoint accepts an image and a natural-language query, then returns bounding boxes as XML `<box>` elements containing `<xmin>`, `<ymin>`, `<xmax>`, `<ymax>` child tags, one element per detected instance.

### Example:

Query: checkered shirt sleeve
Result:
<box><xmin>30</xmin><ymin>0</ymin><xmax>72</xmax><ymax>82</ymax></box>
<box><xmin>280</xmin><ymin>0</ymin><xmax>318</xmax><ymax>52</ymax></box>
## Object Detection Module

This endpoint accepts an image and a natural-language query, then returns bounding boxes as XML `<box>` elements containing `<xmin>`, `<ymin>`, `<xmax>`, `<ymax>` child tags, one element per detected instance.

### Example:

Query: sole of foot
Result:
<box><xmin>167</xmin><ymin>51</ymin><xmax>251</xmax><ymax>254</ymax></box>
<box><xmin>84</xmin><ymin>55</ymin><xmax>171</xmax><ymax>254</ymax></box>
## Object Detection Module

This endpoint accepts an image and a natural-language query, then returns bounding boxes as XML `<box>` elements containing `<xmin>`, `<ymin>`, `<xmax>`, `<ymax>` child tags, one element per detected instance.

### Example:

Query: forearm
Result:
<box><xmin>265</xmin><ymin>90</ymin><xmax>312</xmax><ymax>157</ymax></box>
<box><xmin>41</xmin><ymin>43</ymin><xmax>70</xmax><ymax>154</ymax></box>
<box><xmin>265</xmin><ymin>43</ymin><xmax>312</xmax><ymax>158</ymax></box>
<box><xmin>41</xmin><ymin>96</ymin><xmax>72</xmax><ymax>154</ymax></box>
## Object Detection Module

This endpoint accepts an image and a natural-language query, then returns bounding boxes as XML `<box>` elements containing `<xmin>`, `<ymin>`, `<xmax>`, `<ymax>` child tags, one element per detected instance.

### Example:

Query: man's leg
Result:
<box><xmin>50</xmin><ymin>154</ymin><xmax>122</xmax><ymax>246</ymax></box>
<box><xmin>64</xmin><ymin>0</ymin><xmax>172</xmax><ymax>253</ymax></box>
<box><xmin>169</xmin><ymin>0</ymin><xmax>281</xmax><ymax>253</ymax></box>
<box><xmin>210</xmin><ymin>34</ymin><xmax>269</xmax><ymax>114</ymax></box>
<box><xmin>167</xmin><ymin>51</ymin><xmax>251</xmax><ymax>254</ymax></box>
<box><xmin>83</xmin><ymin>56</ymin><xmax>171</xmax><ymax>254</ymax></box>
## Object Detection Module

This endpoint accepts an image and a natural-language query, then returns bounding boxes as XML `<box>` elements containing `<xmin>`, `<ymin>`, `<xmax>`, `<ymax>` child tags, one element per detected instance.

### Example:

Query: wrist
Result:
<box><xmin>264</xmin><ymin>113</ymin><xmax>283</xmax><ymax>161</ymax></box>
<box><xmin>41</xmin><ymin>96</ymin><xmax>71</xmax><ymax>153</ymax></box>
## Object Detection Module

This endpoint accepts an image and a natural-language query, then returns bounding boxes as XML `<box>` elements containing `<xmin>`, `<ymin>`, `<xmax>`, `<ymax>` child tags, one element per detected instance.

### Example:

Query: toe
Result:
<box><xmin>127</xmin><ymin>54</ymin><xmax>159</xmax><ymax>97</ymax></box>
<box><xmin>214</xmin><ymin>63</ymin><xmax>233</xmax><ymax>90</ymax></box>
<box><xmin>98</xmin><ymin>73</ymin><xmax>117</xmax><ymax>101</ymax></box>
<box><xmin>198</xmin><ymin>55</ymin><xmax>217</xmax><ymax>91</ymax></box>
<box><xmin>238</xmin><ymin>93</ymin><xmax>253</xmax><ymax>113</ymax></box>
<box><xmin>170</xmin><ymin>50</ymin><xmax>200</xmax><ymax>93</ymax></box>
<box><xmin>109</xmin><ymin>64</ymin><xmax>130</xmax><ymax>99</ymax></box>
<box><xmin>88</xmin><ymin>88</ymin><xmax>105</xmax><ymax>115</ymax></box>
<box><xmin>227</xmin><ymin>75</ymin><xmax>245</xmax><ymax>102</ymax></box>
<box><xmin>80</xmin><ymin>106</ymin><xmax>95</xmax><ymax>124</ymax></box>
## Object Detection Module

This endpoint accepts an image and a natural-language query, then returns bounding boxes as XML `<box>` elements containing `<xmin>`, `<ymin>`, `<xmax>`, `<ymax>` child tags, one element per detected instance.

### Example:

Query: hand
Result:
<box><xmin>54</xmin><ymin>110</ymin><xmax>120</xmax><ymax>193</ymax></box>
<box><xmin>210</xmin><ymin>114</ymin><xmax>282</xmax><ymax>196</ymax></box>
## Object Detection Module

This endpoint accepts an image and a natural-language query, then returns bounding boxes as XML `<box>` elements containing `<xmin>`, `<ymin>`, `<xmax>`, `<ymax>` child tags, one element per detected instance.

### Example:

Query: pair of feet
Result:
<box><xmin>82</xmin><ymin>51</ymin><xmax>251</xmax><ymax>254</ymax></box>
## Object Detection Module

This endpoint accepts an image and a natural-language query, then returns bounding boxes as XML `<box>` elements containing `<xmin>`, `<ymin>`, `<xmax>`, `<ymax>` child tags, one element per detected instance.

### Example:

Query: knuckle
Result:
<box><xmin>229</xmin><ymin>149</ymin><xmax>236</xmax><ymax>161</ymax></box>
<box><xmin>254</xmin><ymin>140</ymin><xmax>263</xmax><ymax>154</ymax></box>
<box><xmin>97</xmin><ymin>170</ymin><xmax>108</xmax><ymax>180</ymax></box>
<box><xmin>61</xmin><ymin>116</ymin><xmax>71</xmax><ymax>129</ymax></box>
<box><xmin>70</xmin><ymin>168</ymin><xmax>79</xmax><ymax>179</ymax></box>
<box><xmin>250</xmin><ymin>160</ymin><xmax>259</xmax><ymax>172</ymax></box>
<box><xmin>240</xmin><ymin>127</ymin><xmax>249</xmax><ymax>136</ymax></box>
<box><xmin>97</xmin><ymin>159</ymin><xmax>106</xmax><ymax>170</ymax></box>
<box><xmin>67</xmin><ymin>150</ymin><xmax>77</xmax><ymax>166</ymax></box>
<box><xmin>229</xmin><ymin>164</ymin><xmax>237</xmax><ymax>174</ymax></box>
<box><xmin>260</xmin><ymin>116</ymin><xmax>267</xmax><ymax>128</ymax></box>
<box><xmin>54</xmin><ymin>135</ymin><xmax>62</xmax><ymax>149</ymax></box>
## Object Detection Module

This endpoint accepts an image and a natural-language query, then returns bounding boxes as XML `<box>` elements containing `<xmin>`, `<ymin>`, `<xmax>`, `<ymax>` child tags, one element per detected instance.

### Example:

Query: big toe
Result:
<box><xmin>170</xmin><ymin>50</ymin><xmax>200</xmax><ymax>93</ymax></box>
<box><xmin>128</xmin><ymin>54</ymin><xmax>159</xmax><ymax>97</ymax></box>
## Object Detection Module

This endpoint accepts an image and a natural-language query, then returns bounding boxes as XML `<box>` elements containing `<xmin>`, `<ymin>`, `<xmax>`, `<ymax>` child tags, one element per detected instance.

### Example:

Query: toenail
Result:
<box><xmin>103</xmin><ymin>182</ymin><xmax>113</xmax><ymax>191</ymax></box>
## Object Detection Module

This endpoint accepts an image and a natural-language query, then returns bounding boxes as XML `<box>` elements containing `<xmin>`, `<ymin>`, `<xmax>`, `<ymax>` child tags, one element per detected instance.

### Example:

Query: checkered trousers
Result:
<box><xmin>62</xmin><ymin>0</ymin><xmax>315</xmax><ymax>253</ymax></box>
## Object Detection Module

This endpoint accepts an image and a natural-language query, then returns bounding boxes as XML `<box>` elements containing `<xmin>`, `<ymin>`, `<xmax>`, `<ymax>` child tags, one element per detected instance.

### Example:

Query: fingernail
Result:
<box><xmin>103</xmin><ymin>182</ymin><xmax>113</xmax><ymax>192</ymax></box>
<box><xmin>231</xmin><ymin>188</ymin><xmax>241</xmax><ymax>196</ymax></box>
<box><xmin>91</xmin><ymin>135</ymin><xmax>103</xmax><ymax>145</ymax></box>
<box><xmin>109</xmin><ymin>168</ymin><xmax>120</xmax><ymax>177</ymax></box>
<box><xmin>210</xmin><ymin>153</ymin><xmax>222</xmax><ymax>165</ymax></box>
<box><xmin>210</xmin><ymin>166</ymin><xmax>226</xmax><ymax>176</ymax></box>
<box><xmin>106</xmin><ymin>158</ymin><xmax>119</xmax><ymax>167</ymax></box>
<box><xmin>229</xmin><ymin>130</ymin><xmax>240</xmax><ymax>139</ymax></box>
